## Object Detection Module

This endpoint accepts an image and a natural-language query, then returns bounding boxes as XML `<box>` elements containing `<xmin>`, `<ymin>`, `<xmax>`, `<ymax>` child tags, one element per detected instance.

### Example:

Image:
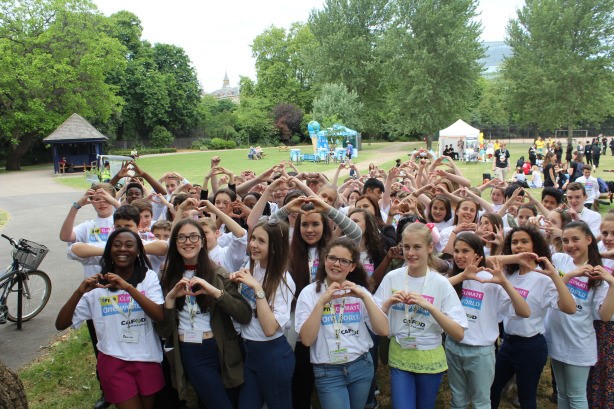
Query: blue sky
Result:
<box><xmin>93</xmin><ymin>0</ymin><xmax>524</xmax><ymax>92</ymax></box>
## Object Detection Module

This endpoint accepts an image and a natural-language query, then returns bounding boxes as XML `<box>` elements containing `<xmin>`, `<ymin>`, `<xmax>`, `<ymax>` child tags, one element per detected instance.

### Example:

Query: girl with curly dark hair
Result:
<box><xmin>489</xmin><ymin>226</ymin><xmax>576</xmax><ymax>408</ymax></box>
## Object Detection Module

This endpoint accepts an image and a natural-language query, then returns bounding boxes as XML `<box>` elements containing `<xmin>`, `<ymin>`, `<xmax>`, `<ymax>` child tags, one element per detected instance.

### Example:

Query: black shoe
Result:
<box><xmin>94</xmin><ymin>395</ymin><xmax>110</xmax><ymax>409</ymax></box>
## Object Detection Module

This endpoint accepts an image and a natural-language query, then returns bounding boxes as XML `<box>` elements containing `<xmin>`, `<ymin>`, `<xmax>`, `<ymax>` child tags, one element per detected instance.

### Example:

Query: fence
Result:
<box><xmin>111</xmin><ymin>137</ymin><xmax>199</xmax><ymax>150</ymax></box>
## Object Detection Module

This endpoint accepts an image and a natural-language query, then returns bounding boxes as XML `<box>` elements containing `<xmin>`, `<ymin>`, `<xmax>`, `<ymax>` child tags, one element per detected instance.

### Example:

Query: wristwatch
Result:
<box><xmin>255</xmin><ymin>289</ymin><xmax>266</xmax><ymax>300</ymax></box>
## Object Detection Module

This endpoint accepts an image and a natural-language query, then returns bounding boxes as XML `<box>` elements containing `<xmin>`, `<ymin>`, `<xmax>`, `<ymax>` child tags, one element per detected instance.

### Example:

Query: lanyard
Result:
<box><xmin>308</xmin><ymin>249</ymin><xmax>317</xmax><ymax>282</ymax></box>
<box><xmin>324</xmin><ymin>282</ymin><xmax>346</xmax><ymax>350</ymax></box>
<box><xmin>108</xmin><ymin>290</ymin><xmax>136</xmax><ymax>328</ymax></box>
<box><xmin>404</xmin><ymin>272</ymin><xmax>428</xmax><ymax>330</ymax></box>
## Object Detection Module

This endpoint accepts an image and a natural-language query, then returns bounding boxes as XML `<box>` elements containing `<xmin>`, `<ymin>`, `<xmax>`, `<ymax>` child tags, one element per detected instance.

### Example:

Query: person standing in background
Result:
<box><xmin>492</xmin><ymin>142</ymin><xmax>511</xmax><ymax>182</ymax></box>
<box><xmin>584</xmin><ymin>140</ymin><xmax>593</xmax><ymax>167</ymax></box>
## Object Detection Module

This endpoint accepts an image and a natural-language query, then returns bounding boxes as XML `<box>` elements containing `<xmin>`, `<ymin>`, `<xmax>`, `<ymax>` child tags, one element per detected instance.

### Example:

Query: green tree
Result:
<box><xmin>251</xmin><ymin>23</ymin><xmax>318</xmax><ymax>112</ymax></box>
<box><xmin>105</xmin><ymin>13</ymin><xmax>201</xmax><ymax>142</ymax></box>
<box><xmin>381</xmin><ymin>0</ymin><xmax>484</xmax><ymax>146</ymax></box>
<box><xmin>0</xmin><ymin>0</ymin><xmax>125</xmax><ymax>170</ymax></box>
<box><xmin>308</xmin><ymin>0</ymin><xmax>392</xmax><ymax>136</ymax></box>
<box><xmin>312</xmin><ymin>83</ymin><xmax>364</xmax><ymax>130</ymax></box>
<box><xmin>502</xmin><ymin>0</ymin><xmax>614</xmax><ymax>142</ymax></box>
<box><xmin>472</xmin><ymin>76</ymin><xmax>509</xmax><ymax>129</ymax></box>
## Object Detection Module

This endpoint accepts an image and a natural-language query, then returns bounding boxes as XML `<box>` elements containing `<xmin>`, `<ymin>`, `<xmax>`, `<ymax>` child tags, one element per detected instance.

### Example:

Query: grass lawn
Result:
<box><xmin>0</xmin><ymin>208</ymin><xmax>10</xmax><ymax>230</ymax></box>
<box><xmin>54</xmin><ymin>143</ymin><xmax>385</xmax><ymax>191</ymax></box>
<box><xmin>23</xmin><ymin>327</ymin><xmax>556</xmax><ymax>409</ymax></box>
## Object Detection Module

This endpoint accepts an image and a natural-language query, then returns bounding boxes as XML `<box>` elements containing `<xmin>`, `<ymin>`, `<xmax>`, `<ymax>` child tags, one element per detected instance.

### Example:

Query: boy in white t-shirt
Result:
<box><xmin>565</xmin><ymin>182</ymin><xmax>602</xmax><ymax>239</ymax></box>
<box><xmin>59</xmin><ymin>183</ymin><xmax>120</xmax><ymax>245</ymax></box>
<box><xmin>573</xmin><ymin>165</ymin><xmax>599</xmax><ymax>209</ymax></box>
<box><xmin>529</xmin><ymin>165</ymin><xmax>543</xmax><ymax>188</ymax></box>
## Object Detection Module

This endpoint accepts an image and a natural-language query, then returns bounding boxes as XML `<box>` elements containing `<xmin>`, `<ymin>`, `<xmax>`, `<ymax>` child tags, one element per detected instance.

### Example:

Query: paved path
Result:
<box><xmin>0</xmin><ymin>170</ymin><xmax>92</xmax><ymax>370</ymax></box>
<box><xmin>0</xmin><ymin>143</ymin><xmax>413</xmax><ymax>371</ymax></box>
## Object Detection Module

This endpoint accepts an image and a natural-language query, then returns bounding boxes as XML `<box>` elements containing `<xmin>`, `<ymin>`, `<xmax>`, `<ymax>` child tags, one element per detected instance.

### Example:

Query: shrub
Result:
<box><xmin>149</xmin><ymin>126</ymin><xmax>174</xmax><ymax>148</ymax></box>
<box><xmin>190</xmin><ymin>138</ymin><xmax>212</xmax><ymax>150</ymax></box>
<box><xmin>290</xmin><ymin>135</ymin><xmax>301</xmax><ymax>145</ymax></box>
<box><xmin>209</xmin><ymin>138</ymin><xmax>237</xmax><ymax>150</ymax></box>
<box><xmin>109</xmin><ymin>148</ymin><xmax>177</xmax><ymax>155</ymax></box>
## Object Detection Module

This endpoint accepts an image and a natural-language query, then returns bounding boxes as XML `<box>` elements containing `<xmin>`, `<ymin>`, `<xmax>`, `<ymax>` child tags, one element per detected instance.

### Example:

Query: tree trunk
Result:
<box><xmin>425</xmin><ymin>134</ymin><xmax>432</xmax><ymax>150</ymax></box>
<box><xmin>0</xmin><ymin>361</ymin><xmax>28</xmax><ymax>408</ymax></box>
<box><xmin>5</xmin><ymin>132</ymin><xmax>37</xmax><ymax>171</ymax></box>
<box><xmin>567</xmin><ymin>125</ymin><xmax>574</xmax><ymax>146</ymax></box>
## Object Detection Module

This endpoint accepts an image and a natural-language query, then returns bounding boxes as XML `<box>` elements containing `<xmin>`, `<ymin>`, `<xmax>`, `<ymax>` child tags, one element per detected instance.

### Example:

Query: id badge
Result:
<box><xmin>183</xmin><ymin>330</ymin><xmax>203</xmax><ymax>344</ymax></box>
<box><xmin>329</xmin><ymin>348</ymin><xmax>349</xmax><ymax>364</ymax></box>
<box><xmin>121</xmin><ymin>329</ymin><xmax>139</xmax><ymax>343</ymax></box>
<box><xmin>398</xmin><ymin>336</ymin><xmax>417</xmax><ymax>349</ymax></box>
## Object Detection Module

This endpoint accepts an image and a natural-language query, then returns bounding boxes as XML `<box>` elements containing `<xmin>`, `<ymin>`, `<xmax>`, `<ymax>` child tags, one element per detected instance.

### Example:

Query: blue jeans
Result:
<box><xmin>313</xmin><ymin>352</ymin><xmax>374</xmax><ymax>409</ymax></box>
<box><xmin>445</xmin><ymin>337</ymin><xmax>495</xmax><ymax>409</ymax></box>
<box><xmin>239</xmin><ymin>336</ymin><xmax>295</xmax><ymax>409</ymax></box>
<box><xmin>551</xmin><ymin>359</ymin><xmax>590</xmax><ymax>409</ymax></box>
<box><xmin>390</xmin><ymin>367</ymin><xmax>444</xmax><ymax>409</ymax></box>
<box><xmin>179</xmin><ymin>338</ymin><xmax>233</xmax><ymax>409</ymax></box>
<box><xmin>490</xmin><ymin>334</ymin><xmax>548</xmax><ymax>409</ymax></box>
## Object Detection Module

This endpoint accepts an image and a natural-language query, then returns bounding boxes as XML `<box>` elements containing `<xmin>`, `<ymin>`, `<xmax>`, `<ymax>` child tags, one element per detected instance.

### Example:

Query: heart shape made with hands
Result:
<box><xmin>332</xmin><ymin>288</ymin><xmax>351</xmax><ymax>298</ymax></box>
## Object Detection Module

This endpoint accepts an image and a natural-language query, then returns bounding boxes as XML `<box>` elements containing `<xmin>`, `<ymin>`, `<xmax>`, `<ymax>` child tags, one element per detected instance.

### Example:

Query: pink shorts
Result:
<box><xmin>97</xmin><ymin>352</ymin><xmax>164</xmax><ymax>404</ymax></box>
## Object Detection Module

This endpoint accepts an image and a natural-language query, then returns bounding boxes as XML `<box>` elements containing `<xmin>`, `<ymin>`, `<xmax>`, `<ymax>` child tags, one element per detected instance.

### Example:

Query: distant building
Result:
<box><xmin>480</xmin><ymin>41</ymin><xmax>513</xmax><ymax>77</ymax></box>
<box><xmin>210</xmin><ymin>72</ymin><xmax>240</xmax><ymax>103</ymax></box>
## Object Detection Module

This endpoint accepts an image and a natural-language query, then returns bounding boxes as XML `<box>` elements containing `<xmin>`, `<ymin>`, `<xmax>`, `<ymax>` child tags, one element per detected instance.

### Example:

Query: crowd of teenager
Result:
<box><xmin>56</xmin><ymin>149</ymin><xmax>614</xmax><ymax>409</ymax></box>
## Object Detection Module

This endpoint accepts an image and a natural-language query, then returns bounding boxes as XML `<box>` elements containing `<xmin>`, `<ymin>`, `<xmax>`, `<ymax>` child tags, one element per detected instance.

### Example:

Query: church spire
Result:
<box><xmin>223</xmin><ymin>71</ymin><xmax>229</xmax><ymax>87</ymax></box>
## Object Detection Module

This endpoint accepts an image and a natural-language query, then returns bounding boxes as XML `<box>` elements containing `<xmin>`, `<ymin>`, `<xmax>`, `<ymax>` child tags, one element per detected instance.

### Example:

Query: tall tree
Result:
<box><xmin>308</xmin><ymin>0</ymin><xmax>392</xmax><ymax>136</ymax></box>
<box><xmin>0</xmin><ymin>0</ymin><xmax>126</xmax><ymax>170</ymax></box>
<box><xmin>251</xmin><ymin>23</ymin><xmax>318</xmax><ymax>112</ymax></box>
<box><xmin>312</xmin><ymin>83</ymin><xmax>364</xmax><ymax>130</ymax></box>
<box><xmin>502</xmin><ymin>0</ymin><xmax>614</xmax><ymax>142</ymax></box>
<box><xmin>381</xmin><ymin>0</ymin><xmax>484</xmax><ymax>146</ymax></box>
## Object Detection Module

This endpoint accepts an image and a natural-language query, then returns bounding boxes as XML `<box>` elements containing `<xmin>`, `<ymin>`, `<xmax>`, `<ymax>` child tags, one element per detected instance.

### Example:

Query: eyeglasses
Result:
<box><xmin>176</xmin><ymin>234</ymin><xmax>202</xmax><ymax>243</ymax></box>
<box><xmin>325</xmin><ymin>255</ymin><xmax>353</xmax><ymax>267</ymax></box>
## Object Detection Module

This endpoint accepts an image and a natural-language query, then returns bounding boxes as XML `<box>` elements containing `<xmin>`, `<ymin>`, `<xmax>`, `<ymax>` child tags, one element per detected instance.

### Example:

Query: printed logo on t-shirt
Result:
<box><xmin>99</xmin><ymin>292</ymin><xmax>144</xmax><ymax>317</ymax></box>
<box><xmin>321</xmin><ymin>302</ymin><xmax>361</xmax><ymax>329</ymax></box>
<box><xmin>566</xmin><ymin>277</ymin><xmax>589</xmax><ymax>301</ymax></box>
<box><xmin>310</xmin><ymin>258</ymin><xmax>320</xmax><ymax>281</ymax></box>
<box><xmin>89</xmin><ymin>227</ymin><xmax>111</xmax><ymax>243</ymax></box>
<box><xmin>461</xmin><ymin>288</ymin><xmax>484</xmax><ymax>310</ymax></box>
<box><xmin>390</xmin><ymin>291</ymin><xmax>434</xmax><ymax>317</ymax></box>
<box><xmin>513</xmin><ymin>287</ymin><xmax>529</xmax><ymax>299</ymax></box>
<box><xmin>240</xmin><ymin>284</ymin><xmax>256</xmax><ymax>307</ymax></box>
<box><xmin>363</xmin><ymin>260</ymin><xmax>374</xmax><ymax>277</ymax></box>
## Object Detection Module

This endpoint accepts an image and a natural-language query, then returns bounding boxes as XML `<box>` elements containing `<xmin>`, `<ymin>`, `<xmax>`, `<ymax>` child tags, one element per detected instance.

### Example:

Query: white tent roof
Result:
<box><xmin>439</xmin><ymin>119</ymin><xmax>479</xmax><ymax>139</ymax></box>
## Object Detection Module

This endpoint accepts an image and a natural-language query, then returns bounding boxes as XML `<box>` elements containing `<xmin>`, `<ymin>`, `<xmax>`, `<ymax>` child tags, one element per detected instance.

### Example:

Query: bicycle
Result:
<box><xmin>0</xmin><ymin>234</ymin><xmax>51</xmax><ymax>326</ymax></box>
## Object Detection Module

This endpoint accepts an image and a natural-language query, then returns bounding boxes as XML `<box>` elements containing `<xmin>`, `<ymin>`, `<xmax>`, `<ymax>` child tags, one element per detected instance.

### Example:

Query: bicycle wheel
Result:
<box><xmin>6</xmin><ymin>270</ymin><xmax>52</xmax><ymax>322</ymax></box>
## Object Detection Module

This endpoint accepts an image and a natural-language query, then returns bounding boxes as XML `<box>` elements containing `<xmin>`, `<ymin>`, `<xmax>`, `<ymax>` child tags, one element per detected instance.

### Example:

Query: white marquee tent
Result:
<box><xmin>438</xmin><ymin>119</ymin><xmax>480</xmax><ymax>159</ymax></box>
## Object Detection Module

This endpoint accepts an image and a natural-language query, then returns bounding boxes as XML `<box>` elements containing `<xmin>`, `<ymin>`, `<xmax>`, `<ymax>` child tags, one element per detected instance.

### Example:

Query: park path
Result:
<box><xmin>0</xmin><ymin>142</ymin><xmax>412</xmax><ymax>371</ymax></box>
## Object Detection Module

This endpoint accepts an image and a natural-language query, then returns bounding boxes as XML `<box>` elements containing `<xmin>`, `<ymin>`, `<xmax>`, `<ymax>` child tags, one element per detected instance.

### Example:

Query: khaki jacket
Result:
<box><xmin>156</xmin><ymin>266</ymin><xmax>252</xmax><ymax>400</ymax></box>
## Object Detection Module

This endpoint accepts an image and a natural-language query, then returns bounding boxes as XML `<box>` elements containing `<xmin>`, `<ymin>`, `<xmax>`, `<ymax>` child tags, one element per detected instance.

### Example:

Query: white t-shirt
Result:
<box><xmin>374</xmin><ymin>268</ymin><xmax>467</xmax><ymax>350</ymax></box>
<box><xmin>458</xmin><ymin>271</ymin><xmax>516</xmax><ymax>346</ymax></box>
<box><xmin>547</xmin><ymin>253</ymin><xmax>609</xmax><ymax>365</ymax></box>
<box><xmin>295</xmin><ymin>282</ymin><xmax>374</xmax><ymax>364</ymax></box>
<box><xmin>579</xmin><ymin>207</ymin><xmax>601</xmax><ymax>238</ymax></box>
<box><xmin>239</xmin><ymin>263</ymin><xmax>296</xmax><ymax>341</ymax></box>
<box><xmin>208</xmin><ymin>233</ymin><xmax>248</xmax><ymax>273</ymax></box>
<box><xmin>574</xmin><ymin>176</ymin><xmax>599</xmax><ymax>203</ymax></box>
<box><xmin>360</xmin><ymin>251</ymin><xmax>375</xmax><ymax>277</ymax></box>
<box><xmin>177</xmin><ymin>269</ymin><xmax>212</xmax><ymax>335</ymax></box>
<box><xmin>531</xmin><ymin>171</ymin><xmax>543</xmax><ymax>188</ymax></box>
<box><xmin>503</xmin><ymin>270</ymin><xmax>558</xmax><ymax>337</ymax></box>
<box><xmin>73</xmin><ymin>216</ymin><xmax>114</xmax><ymax>244</ymax></box>
<box><xmin>439</xmin><ymin>226</ymin><xmax>475</xmax><ymax>253</ymax></box>
<box><xmin>71</xmin><ymin>270</ymin><xmax>164</xmax><ymax>362</ymax></box>
<box><xmin>308</xmin><ymin>247</ymin><xmax>320</xmax><ymax>282</ymax></box>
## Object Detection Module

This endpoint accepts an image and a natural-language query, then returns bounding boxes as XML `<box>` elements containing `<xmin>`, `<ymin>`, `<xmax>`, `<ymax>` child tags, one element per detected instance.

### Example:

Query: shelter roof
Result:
<box><xmin>43</xmin><ymin>113</ymin><xmax>108</xmax><ymax>143</ymax></box>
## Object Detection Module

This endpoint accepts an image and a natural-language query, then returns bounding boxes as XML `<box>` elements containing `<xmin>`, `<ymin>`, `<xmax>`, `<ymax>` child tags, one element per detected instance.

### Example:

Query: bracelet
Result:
<box><xmin>72</xmin><ymin>202</ymin><xmax>82</xmax><ymax>210</ymax></box>
<box><xmin>215</xmin><ymin>289</ymin><xmax>225</xmax><ymax>300</ymax></box>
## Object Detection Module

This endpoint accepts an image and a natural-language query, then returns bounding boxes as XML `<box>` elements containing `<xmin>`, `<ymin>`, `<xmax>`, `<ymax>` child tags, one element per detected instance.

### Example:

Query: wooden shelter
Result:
<box><xmin>43</xmin><ymin>113</ymin><xmax>107</xmax><ymax>174</ymax></box>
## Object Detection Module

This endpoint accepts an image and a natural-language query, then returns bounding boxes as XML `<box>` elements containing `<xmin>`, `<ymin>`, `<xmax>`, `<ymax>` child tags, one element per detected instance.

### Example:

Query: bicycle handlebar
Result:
<box><xmin>1</xmin><ymin>234</ymin><xmax>33</xmax><ymax>254</ymax></box>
